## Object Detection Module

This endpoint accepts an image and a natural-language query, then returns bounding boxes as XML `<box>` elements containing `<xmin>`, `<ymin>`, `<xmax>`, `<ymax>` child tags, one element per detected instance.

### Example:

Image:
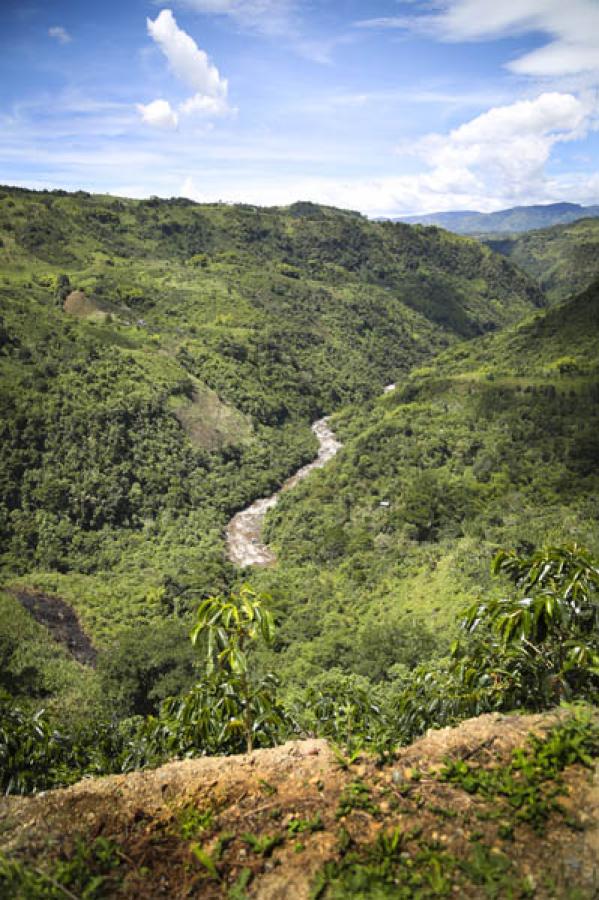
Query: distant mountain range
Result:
<box><xmin>388</xmin><ymin>202</ymin><xmax>599</xmax><ymax>234</ymax></box>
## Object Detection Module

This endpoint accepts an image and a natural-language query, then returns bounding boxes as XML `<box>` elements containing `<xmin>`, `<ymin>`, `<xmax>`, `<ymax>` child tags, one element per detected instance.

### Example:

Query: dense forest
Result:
<box><xmin>0</xmin><ymin>186</ymin><xmax>597</xmax><ymax>818</ymax></box>
<box><xmin>484</xmin><ymin>216</ymin><xmax>599</xmax><ymax>303</ymax></box>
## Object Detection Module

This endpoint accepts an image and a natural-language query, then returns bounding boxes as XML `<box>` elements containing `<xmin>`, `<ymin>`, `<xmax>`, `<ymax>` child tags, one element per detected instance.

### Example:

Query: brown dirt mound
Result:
<box><xmin>1</xmin><ymin>709</ymin><xmax>597</xmax><ymax>898</ymax></box>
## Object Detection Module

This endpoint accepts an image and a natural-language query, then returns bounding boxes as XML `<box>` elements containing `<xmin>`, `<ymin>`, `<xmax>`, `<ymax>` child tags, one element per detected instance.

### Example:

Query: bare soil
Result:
<box><xmin>8</xmin><ymin>586</ymin><xmax>97</xmax><ymax>666</ymax></box>
<box><xmin>1</xmin><ymin>710</ymin><xmax>597</xmax><ymax>898</ymax></box>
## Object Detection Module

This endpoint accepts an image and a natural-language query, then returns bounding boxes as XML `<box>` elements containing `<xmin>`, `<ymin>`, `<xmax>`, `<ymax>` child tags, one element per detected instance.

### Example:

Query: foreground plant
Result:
<box><xmin>394</xmin><ymin>544</ymin><xmax>599</xmax><ymax>742</ymax></box>
<box><xmin>147</xmin><ymin>585</ymin><xmax>288</xmax><ymax>756</ymax></box>
<box><xmin>465</xmin><ymin>543</ymin><xmax>599</xmax><ymax>703</ymax></box>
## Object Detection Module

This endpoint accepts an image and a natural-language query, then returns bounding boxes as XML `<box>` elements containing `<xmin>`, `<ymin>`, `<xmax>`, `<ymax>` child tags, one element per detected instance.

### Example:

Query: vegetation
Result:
<box><xmin>0</xmin><ymin>185</ymin><xmax>545</xmax><ymax>727</ymax></box>
<box><xmin>0</xmin><ymin>185</ymin><xmax>598</xmax><ymax>898</ymax></box>
<box><xmin>1</xmin><ymin>542</ymin><xmax>596</xmax><ymax>795</ymax></box>
<box><xmin>3</xmin><ymin>710</ymin><xmax>596</xmax><ymax>898</ymax></box>
<box><xmin>485</xmin><ymin>216</ymin><xmax>599</xmax><ymax>302</ymax></box>
<box><xmin>312</xmin><ymin>712</ymin><xmax>599</xmax><ymax>899</ymax></box>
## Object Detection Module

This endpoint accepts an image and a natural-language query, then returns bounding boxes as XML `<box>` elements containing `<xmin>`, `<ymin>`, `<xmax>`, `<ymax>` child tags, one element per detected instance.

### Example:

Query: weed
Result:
<box><xmin>214</xmin><ymin>833</ymin><xmax>236</xmax><ymax>860</ymax></box>
<box><xmin>258</xmin><ymin>778</ymin><xmax>277</xmax><ymax>796</ymax></box>
<box><xmin>190</xmin><ymin>844</ymin><xmax>220</xmax><ymax>881</ymax></box>
<box><xmin>242</xmin><ymin>832</ymin><xmax>284</xmax><ymax>857</ymax></box>
<box><xmin>177</xmin><ymin>802</ymin><xmax>214</xmax><ymax>839</ymax></box>
<box><xmin>330</xmin><ymin>743</ymin><xmax>363</xmax><ymax>770</ymax></box>
<box><xmin>228</xmin><ymin>866</ymin><xmax>252</xmax><ymax>899</ymax></box>
<box><xmin>440</xmin><ymin>716</ymin><xmax>599</xmax><ymax>834</ymax></box>
<box><xmin>287</xmin><ymin>813</ymin><xmax>324</xmax><ymax>835</ymax></box>
<box><xmin>336</xmin><ymin>780</ymin><xmax>379</xmax><ymax>818</ymax></box>
<box><xmin>0</xmin><ymin>837</ymin><xmax>123</xmax><ymax>899</ymax></box>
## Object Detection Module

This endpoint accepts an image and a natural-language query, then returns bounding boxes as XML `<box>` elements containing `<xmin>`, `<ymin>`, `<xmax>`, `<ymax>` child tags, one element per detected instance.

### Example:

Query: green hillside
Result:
<box><xmin>0</xmin><ymin>186</ymin><xmax>597</xmax><ymax>836</ymax></box>
<box><xmin>484</xmin><ymin>217</ymin><xmax>599</xmax><ymax>302</ymax></box>
<box><xmin>255</xmin><ymin>282</ymin><xmax>599</xmax><ymax>687</ymax></box>
<box><xmin>0</xmin><ymin>185</ymin><xmax>544</xmax><ymax>720</ymax></box>
<box><xmin>426</xmin><ymin>278</ymin><xmax>599</xmax><ymax>379</ymax></box>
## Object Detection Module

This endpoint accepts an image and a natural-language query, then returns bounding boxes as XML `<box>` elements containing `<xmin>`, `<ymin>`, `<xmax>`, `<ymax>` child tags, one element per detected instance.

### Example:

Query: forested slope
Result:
<box><xmin>0</xmin><ymin>186</ymin><xmax>543</xmax><ymax>720</ymax></box>
<box><xmin>484</xmin><ymin>217</ymin><xmax>599</xmax><ymax>303</ymax></box>
<box><xmin>256</xmin><ymin>281</ymin><xmax>599</xmax><ymax>687</ymax></box>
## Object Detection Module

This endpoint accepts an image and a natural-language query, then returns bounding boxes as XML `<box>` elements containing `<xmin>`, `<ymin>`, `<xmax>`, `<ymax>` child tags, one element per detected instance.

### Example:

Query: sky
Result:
<box><xmin>1</xmin><ymin>0</ymin><xmax>599</xmax><ymax>216</ymax></box>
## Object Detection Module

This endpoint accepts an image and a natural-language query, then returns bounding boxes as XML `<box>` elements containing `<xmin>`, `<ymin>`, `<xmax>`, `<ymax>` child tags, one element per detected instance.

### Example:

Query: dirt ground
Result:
<box><xmin>1</xmin><ymin>710</ymin><xmax>597</xmax><ymax>898</ymax></box>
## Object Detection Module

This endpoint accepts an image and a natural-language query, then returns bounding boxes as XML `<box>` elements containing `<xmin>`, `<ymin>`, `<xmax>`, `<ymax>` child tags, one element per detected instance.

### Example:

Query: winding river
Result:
<box><xmin>226</xmin><ymin>417</ymin><xmax>342</xmax><ymax>567</ymax></box>
<box><xmin>226</xmin><ymin>384</ymin><xmax>397</xmax><ymax>567</ymax></box>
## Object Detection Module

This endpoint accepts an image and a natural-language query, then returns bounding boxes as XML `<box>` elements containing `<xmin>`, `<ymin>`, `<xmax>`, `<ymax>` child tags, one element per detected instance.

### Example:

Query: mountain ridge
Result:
<box><xmin>387</xmin><ymin>201</ymin><xmax>599</xmax><ymax>234</ymax></box>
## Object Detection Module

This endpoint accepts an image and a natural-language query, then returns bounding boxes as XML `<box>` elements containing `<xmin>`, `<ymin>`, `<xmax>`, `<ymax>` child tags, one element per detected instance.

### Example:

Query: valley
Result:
<box><xmin>0</xmin><ymin>187</ymin><xmax>597</xmax><ymax>898</ymax></box>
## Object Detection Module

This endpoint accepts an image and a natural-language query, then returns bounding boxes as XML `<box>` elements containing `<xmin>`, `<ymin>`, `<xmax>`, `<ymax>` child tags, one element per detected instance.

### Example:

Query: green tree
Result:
<box><xmin>464</xmin><ymin>544</ymin><xmax>599</xmax><ymax>702</ymax></box>
<box><xmin>148</xmin><ymin>586</ymin><xmax>287</xmax><ymax>757</ymax></box>
<box><xmin>190</xmin><ymin>586</ymin><xmax>282</xmax><ymax>752</ymax></box>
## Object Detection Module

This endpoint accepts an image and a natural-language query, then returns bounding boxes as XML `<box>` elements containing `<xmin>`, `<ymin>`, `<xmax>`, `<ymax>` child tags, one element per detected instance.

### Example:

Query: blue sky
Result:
<box><xmin>1</xmin><ymin>0</ymin><xmax>598</xmax><ymax>215</ymax></box>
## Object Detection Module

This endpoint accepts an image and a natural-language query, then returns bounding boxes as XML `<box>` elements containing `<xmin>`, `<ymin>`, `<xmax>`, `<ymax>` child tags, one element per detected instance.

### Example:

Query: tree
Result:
<box><xmin>464</xmin><ymin>544</ymin><xmax>599</xmax><ymax>702</ymax></box>
<box><xmin>149</xmin><ymin>586</ymin><xmax>287</xmax><ymax>757</ymax></box>
<box><xmin>54</xmin><ymin>272</ymin><xmax>71</xmax><ymax>305</ymax></box>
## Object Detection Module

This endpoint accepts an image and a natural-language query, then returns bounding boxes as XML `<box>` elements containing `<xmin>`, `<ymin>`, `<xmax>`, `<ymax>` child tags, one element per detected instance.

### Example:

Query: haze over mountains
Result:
<box><xmin>390</xmin><ymin>202</ymin><xmax>599</xmax><ymax>235</ymax></box>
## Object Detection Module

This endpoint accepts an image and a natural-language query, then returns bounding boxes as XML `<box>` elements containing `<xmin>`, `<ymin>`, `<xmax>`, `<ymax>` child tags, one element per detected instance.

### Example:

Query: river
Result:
<box><xmin>225</xmin><ymin>383</ymin><xmax>399</xmax><ymax>567</ymax></box>
<box><xmin>225</xmin><ymin>417</ymin><xmax>342</xmax><ymax>567</ymax></box>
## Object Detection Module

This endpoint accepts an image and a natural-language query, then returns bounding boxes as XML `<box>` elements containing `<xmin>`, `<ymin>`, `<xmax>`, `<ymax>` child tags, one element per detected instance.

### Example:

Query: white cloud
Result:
<box><xmin>359</xmin><ymin>1</ymin><xmax>599</xmax><ymax>84</ymax></box>
<box><xmin>178</xmin><ymin>94</ymin><xmax>229</xmax><ymax>116</ymax></box>
<box><xmin>147</xmin><ymin>9</ymin><xmax>228</xmax><ymax>99</ymax></box>
<box><xmin>137</xmin><ymin>98</ymin><xmax>179</xmax><ymax>129</ymax></box>
<box><xmin>177</xmin><ymin>91</ymin><xmax>595</xmax><ymax>216</ymax></box>
<box><xmin>401</xmin><ymin>92</ymin><xmax>593</xmax><ymax>202</ymax></box>
<box><xmin>48</xmin><ymin>26</ymin><xmax>71</xmax><ymax>45</ymax></box>
<box><xmin>168</xmin><ymin>0</ymin><xmax>297</xmax><ymax>37</ymax></box>
<box><xmin>352</xmin><ymin>2</ymin><xmax>599</xmax><ymax>214</ymax></box>
<box><xmin>139</xmin><ymin>9</ymin><xmax>232</xmax><ymax>128</ymax></box>
<box><xmin>355</xmin><ymin>17</ymin><xmax>419</xmax><ymax>31</ymax></box>
<box><xmin>179</xmin><ymin>160</ymin><xmax>599</xmax><ymax>218</ymax></box>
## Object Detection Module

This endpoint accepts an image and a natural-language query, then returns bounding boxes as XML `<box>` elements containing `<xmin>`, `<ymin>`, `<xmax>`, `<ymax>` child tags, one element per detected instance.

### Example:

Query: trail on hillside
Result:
<box><xmin>226</xmin><ymin>417</ymin><xmax>342</xmax><ymax>566</ymax></box>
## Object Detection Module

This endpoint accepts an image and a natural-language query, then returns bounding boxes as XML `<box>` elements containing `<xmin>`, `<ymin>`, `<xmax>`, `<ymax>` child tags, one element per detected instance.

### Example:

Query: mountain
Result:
<box><xmin>0</xmin><ymin>188</ymin><xmax>597</xmax><ymax>885</ymax></box>
<box><xmin>0</xmin><ymin>185</ymin><xmax>543</xmax><ymax>719</ymax></box>
<box><xmin>391</xmin><ymin>202</ymin><xmax>599</xmax><ymax>234</ymax></box>
<box><xmin>484</xmin><ymin>216</ymin><xmax>599</xmax><ymax>303</ymax></box>
<box><xmin>258</xmin><ymin>280</ymin><xmax>599</xmax><ymax>685</ymax></box>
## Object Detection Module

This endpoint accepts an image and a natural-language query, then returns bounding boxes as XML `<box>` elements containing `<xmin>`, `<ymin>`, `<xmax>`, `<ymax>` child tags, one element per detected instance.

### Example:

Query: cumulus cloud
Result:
<box><xmin>48</xmin><ymin>26</ymin><xmax>71</xmax><ymax>45</ymax></box>
<box><xmin>402</xmin><ymin>92</ymin><xmax>592</xmax><ymax>201</ymax></box>
<box><xmin>139</xmin><ymin>9</ymin><xmax>231</xmax><ymax>129</ymax></box>
<box><xmin>147</xmin><ymin>10</ymin><xmax>228</xmax><ymax>100</ymax></box>
<box><xmin>181</xmin><ymin>159</ymin><xmax>599</xmax><ymax>218</ymax></box>
<box><xmin>137</xmin><ymin>98</ymin><xmax>179</xmax><ymax>129</ymax></box>
<box><xmin>353</xmin><ymin>2</ymin><xmax>599</xmax><ymax>213</ymax></box>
